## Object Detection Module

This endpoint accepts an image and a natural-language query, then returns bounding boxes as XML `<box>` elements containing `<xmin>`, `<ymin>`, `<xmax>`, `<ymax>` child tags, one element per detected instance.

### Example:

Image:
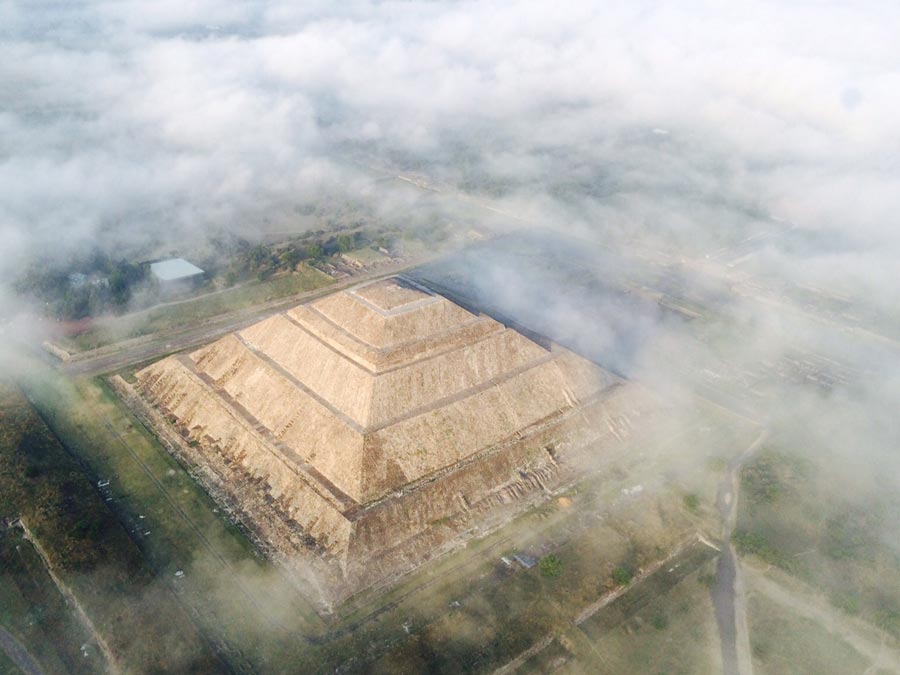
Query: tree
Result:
<box><xmin>305</xmin><ymin>243</ymin><xmax>323</xmax><ymax>260</ymax></box>
<box><xmin>539</xmin><ymin>554</ymin><xmax>563</xmax><ymax>578</ymax></box>
<box><xmin>337</xmin><ymin>234</ymin><xmax>355</xmax><ymax>253</ymax></box>
<box><xmin>683</xmin><ymin>493</ymin><xmax>700</xmax><ymax>511</ymax></box>
<box><xmin>108</xmin><ymin>260</ymin><xmax>144</xmax><ymax>307</ymax></box>
<box><xmin>282</xmin><ymin>247</ymin><xmax>304</xmax><ymax>269</ymax></box>
<box><xmin>247</xmin><ymin>244</ymin><xmax>270</xmax><ymax>267</ymax></box>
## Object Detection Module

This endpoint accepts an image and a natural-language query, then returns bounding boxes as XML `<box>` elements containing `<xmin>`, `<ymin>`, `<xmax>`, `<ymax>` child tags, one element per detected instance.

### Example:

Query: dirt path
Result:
<box><xmin>0</xmin><ymin>626</ymin><xmax>44</xmax><ymax>675</ymax></box>
<box><xmin>745</xmin><ymin>565</ymin><xmax>900</xmax><ymax>673</ymax></box>
<box><xmin>711</xmin><ymin>429</ymin><xmax>767</xmax><ymax>675</ymax></box>
<box><xmin>18</xmin><ymin>522</ymin><xmax>119</xmax><ymax>674</ymax></box>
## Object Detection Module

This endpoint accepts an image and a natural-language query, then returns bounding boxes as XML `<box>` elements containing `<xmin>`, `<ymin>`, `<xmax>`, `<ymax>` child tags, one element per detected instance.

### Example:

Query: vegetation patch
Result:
<box><xmin>736</xmin><ymin>445</ymin><xmax>900</xmax><ymax>638</ymax></box>
<box><xmin>539</xmin><ymin>554</ymin><xmax>563</xmax><ymax>579</ymax></box>
<box><xmin>747</xmin><ymin>593</ymin><xmax>868</xmax><ymax>675</ymax></box>
<box><xmin>611</xmin><ymin>565</ymin><xmax>635</xmax><ymax>587</ymax></box>
<box><xmin>572</xmin><ymin>562</ymin><xmax>720</xmax><ymax>674</ymax></box>
<box><xmin>67</xmin><ymin>265</ymin><xmax>333</xmax><ymax>350</ymax></box>
<box><xmin>0</xmin><ymin>529</ymin><xmax>95</xmax><ymax>674</ymax></box>
<box><xmin>0</xmin><ymin>380</ymin><xmax>221</xmax><ymax>672</ymax></box>
<box><xmin>683</xmin><ymin>493</ymin><xmax>700</xmax><ymax>511</ymax></box>
<box><xmin>732</xmin><ymin>529</ymin><xmax>800</xmax><ymax>573</ymax></box>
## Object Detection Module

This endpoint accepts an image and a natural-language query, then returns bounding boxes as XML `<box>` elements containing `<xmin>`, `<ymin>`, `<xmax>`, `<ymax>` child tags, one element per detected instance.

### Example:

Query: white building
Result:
<box><xmin>150</xmin><ymin>258</ymin><xmax>205</xmax><ymax>293</ymax></box>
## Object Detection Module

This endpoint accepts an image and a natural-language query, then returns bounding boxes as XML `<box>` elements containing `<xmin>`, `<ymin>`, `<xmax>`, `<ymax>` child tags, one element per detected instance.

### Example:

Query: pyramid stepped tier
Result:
<box><xmin>135</xmin><ymin>276</ymin><xmax>637</xmax><ymax>602</ymax></box>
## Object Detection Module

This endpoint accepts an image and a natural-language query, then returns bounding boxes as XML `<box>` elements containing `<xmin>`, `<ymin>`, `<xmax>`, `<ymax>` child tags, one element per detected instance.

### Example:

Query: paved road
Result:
<box><xmin>0</xmin><ymin>626</ymin><xmax>44</xmax><ymax>675</ymax></box>
<box><xmin>56</xmin><ymin>262</ymin><xmax>426</xmax><ymax>377</ymax></box>
<box><xmin>712</xmin><ymin>540</ymin><xmax>741</xmax><ymax>675</ymax></box>
<box><xmin>711</xmin><ymin>430</ymin><xmax>766</xmax><ymax>675</ymax></box>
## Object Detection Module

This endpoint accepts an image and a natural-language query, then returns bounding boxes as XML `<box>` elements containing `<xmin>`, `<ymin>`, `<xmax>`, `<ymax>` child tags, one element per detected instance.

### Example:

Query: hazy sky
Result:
<box><xmin>1</xmin><ymin>1</ymin><xmax>898</xmax><ymax>294</ymax></box>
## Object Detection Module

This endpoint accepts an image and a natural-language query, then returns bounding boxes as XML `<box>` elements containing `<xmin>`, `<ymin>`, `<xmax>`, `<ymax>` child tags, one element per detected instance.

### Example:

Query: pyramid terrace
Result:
<box><xmin>135</xmin><ymin>276</ymin><xmax>648</xmax><ymax>603</ymax></box>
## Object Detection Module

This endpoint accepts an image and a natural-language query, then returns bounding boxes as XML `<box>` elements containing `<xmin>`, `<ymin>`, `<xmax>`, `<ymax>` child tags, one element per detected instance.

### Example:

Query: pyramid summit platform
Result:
<box><xmin>135</xmin><ymin>276</ymin><xmax>648</xmax><ymax>603</ymax></box>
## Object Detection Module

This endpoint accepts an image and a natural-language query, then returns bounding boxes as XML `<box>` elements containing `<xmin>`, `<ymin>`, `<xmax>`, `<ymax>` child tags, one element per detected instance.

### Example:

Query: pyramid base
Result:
<box><xmin>110</xmin><ymin>375</ymin><xmax>656</xmax><ymax>611</ymax></box>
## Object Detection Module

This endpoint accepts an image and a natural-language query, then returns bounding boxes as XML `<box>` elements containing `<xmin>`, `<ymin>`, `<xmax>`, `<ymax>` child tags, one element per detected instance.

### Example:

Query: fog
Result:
<box><xmin>2</xmin><ymin>1</ymin><xmax>900</xmax><ymax>671</ymax></box>
<box><xmin>3</xmin><ymin>2</ymin><xmax>898</xmax><ymax>276</ymax></box>
<box><xmin>3</xmin><ymin>0</ymin><xmax>898</xmax><ymax>578</ymax></box>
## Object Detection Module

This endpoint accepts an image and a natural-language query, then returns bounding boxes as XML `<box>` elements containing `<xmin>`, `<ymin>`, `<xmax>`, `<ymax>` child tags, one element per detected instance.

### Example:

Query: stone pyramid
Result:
<box><xmin>136</xmin><ymin>276</ymin><xmax>626</xmax><ymax>598</ymax></box>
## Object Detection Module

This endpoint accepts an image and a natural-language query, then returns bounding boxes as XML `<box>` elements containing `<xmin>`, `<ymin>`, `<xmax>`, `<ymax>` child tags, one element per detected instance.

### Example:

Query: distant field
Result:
<box><xmin>343</xmin><ymin>246</ymin><xmax>389</xmax><ymax>264</ymax></box>
<box><xmin>0</xmin><ymin>528</ymin><xmax>94</xmax><ymax>674</ymax></box>
<box><xmin>734</xmin><ymin>446</ymin><xmax>900</xmax><ymax>638</ymax></box>
<box><xmin>747</xmin><ymin>592</ymin><xmax>868</xmax><ymax>675</ymax></box>
<box><xmin>0</xmin><ymin>379</ymin><xmax>222</xmax><ymax>672</ymax></box>
<box><xmin>556</xmin><ymin>560</ymin><xmax>721</xmax><ymax>674</ymax></box>
<box><xmin>62</xmin><ymin>265</ymin><xmax>333</xmax><ymax>352</ymax></box>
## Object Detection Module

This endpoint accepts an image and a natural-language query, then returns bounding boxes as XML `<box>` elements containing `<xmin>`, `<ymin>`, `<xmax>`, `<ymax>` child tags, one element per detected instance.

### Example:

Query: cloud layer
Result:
<box><xmin>1</xmin><ymin>1</ymin><xmax>898</xmax><ymax>293</ymax></box>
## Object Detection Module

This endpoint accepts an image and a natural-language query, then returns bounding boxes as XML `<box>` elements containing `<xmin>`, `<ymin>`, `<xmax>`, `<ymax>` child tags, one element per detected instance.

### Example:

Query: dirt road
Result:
<box><xmin>0</xmin><ymin>626</ymin><xmax>44</xmax><ymax>675</ymax></box>
<box><xmin>54</xmin><ymin>261</ymin><xmax>426</xmax><ymax>377</ymax></box>
<box><xmin>711</xmin><ymin>430</ymin><xmax>767</xmax><ymax>675</ymax></box>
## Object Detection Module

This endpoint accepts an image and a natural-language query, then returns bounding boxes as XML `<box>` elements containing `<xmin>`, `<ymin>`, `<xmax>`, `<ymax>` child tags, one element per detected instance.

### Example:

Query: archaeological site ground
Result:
<box><xmin>130</xmin><ymin>276</ymin><xmax>655</xmax><ymax>606</ymax></box>
<box><xmin>8</xmin><ymin>231</ymin><xmax>897</xmax><ymax>674</ymax></box>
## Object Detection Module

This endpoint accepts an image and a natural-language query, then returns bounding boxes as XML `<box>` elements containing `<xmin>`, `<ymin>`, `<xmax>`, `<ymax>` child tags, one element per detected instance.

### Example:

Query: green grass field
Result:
<box><xmin>19</xmin><ymin>364</ymin><xmax>328</xmax><ymax>673</ymax></box>
<box><xmin>0</xmin><ymin>528</ymin><xmax>94</xmax><ymax>674</ymax></box>
<box><xmin>735</xmin><ymin>446</ymin><xmax>900</xmax><ymax>638</ymax></box>
<box><xmin>0</xmin><ymin>379</ymin><xmax>223</xmax><ymax>673</ymax></box>
<box><xmin>558</xmin><ymin>560</ymin><xmax>721</xmax><ymax>675</ymax></box>
<box><xmin>747</xmin><ymin>593</ymin><xmax>868</xmax><ymax>675</ymax></box>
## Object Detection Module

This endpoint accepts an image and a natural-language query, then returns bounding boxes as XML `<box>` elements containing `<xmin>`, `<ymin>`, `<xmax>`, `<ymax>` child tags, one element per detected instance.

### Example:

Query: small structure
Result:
<box><xmin>512</xmin><ymin>553</ymin><xmax>538</xmax><ymax>569</ymax></box>
<box><xmin>150</xmin><ymin>258</ymin><xmax>204</xmax><ymax>294</ymax></box>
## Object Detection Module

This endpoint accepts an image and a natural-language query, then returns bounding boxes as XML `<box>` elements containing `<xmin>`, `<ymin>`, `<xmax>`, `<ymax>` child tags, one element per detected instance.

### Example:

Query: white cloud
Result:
<box><xmin>0</xmin><ymin>0</ymin><xmax>897</xmax><ymax>289</ymax></box>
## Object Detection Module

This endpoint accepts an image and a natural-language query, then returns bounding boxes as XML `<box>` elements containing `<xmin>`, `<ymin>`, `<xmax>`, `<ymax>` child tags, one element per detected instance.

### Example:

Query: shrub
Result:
<box><xmin>539</xmin><ymin>554</ymin><xmax>563</xmax><ymax>578</ymax></box>
<box><xmin>823</xmin><ymin>511</ymin><xmax>875</xmax><ymax>561</ymax></box>
<box><xmin>612</xmin><ymin>565</ymin><xmax>634</xmax><ymax>586</ymax></box>
<box><xmin>742</xmin><ymin>454</ymin><xmax>784</xmax><ymax>503</ymax></box>
<box><xmin>698</xmin><ymin>573</ymin><xmax>716</xmax><ymax>588</ymax></box>
<box><xmin>732</xmin><ymin>529</ymin><xmax>797</xmax><ymax>572</ymax></box>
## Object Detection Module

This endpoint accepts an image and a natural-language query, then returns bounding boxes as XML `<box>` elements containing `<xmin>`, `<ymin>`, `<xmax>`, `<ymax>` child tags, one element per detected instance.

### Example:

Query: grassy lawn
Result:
<box><xmin>19</xmin><ymin>363</ymin><xmax>327</xmax><ymax>673</ymax></box>
<box><xmin>734</xmin><ymin>446</ymin><xmax>900</xmax><ymax>638</ymax></box>
<box><xmin>0</xmin><ymin>647</ymin><xmax>19</xmax><ymax>674</ymax></box>
<box><xmin>0</xmin><ymin>528</ymin><xmax>92</xmax><ymax>674</ymax></box>
<box><xmin>747</xmin><ymin>593</ymin><xmax>868</xmax><ymax>675</ymax></box>
<box><xmin>63</xmin><ymin>265</ymin><xmax>333</xmax><ymax>351</ymax></box>
<box><xmin>562</xmin><ymin>560</ymin><xmax>721</xmax><ymax>675</ymax></box>
<box><xmin>0</xmin><ymin>379</ymin><xmax>222</xmax><ymax>673</ymax></box>
<box><xmin>343</xmin><ymin>247</ymin><xmax>389</xmax><ymax>264</ymax></box>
